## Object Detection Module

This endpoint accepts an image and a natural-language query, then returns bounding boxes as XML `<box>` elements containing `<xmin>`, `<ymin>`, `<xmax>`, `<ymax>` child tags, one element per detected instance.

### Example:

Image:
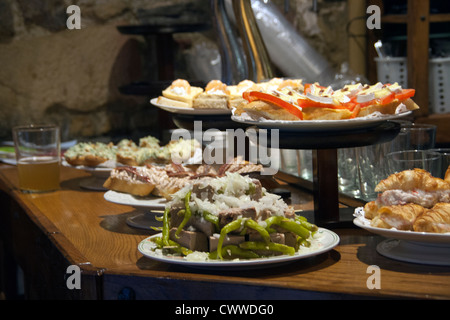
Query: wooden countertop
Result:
<box><xmin>0</xmin><ymin>164</ymin><xmax>449</xmax><ymax>300</ymax></box>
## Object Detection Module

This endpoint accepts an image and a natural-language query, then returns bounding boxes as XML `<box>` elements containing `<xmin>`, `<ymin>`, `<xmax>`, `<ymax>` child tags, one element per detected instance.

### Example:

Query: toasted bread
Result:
<box><xmin>302</xmin><ymin>107</ymin><xmax>352</xmax><ymax>120</ymax></box>
<box><xmin>103</xmin><ymin>176</ymin><xmax>155</xmax><ymax>197</ymax></box>
<box><xmin>156</xmin><ymin>96</ymin><xmax>190</xmax><ymax>108</ymax></box>
<box><xmin>193</xmin><ymin>93</ymin><xmax>229</xmax><ymax>109</ymax></box>
<box><xmin>243</xmin><ymin>100</ymin><xmax>300</xmax><ymax>121</ymax></box>
<box><xmin>161</xmin><ymin>79</ymin><xmax>203</xmax><ymax>107</ymax></box>
<box><xmin>357</xmin><ymin>98</ymin><xmax>419</xmax><ymax>117</ymax></box>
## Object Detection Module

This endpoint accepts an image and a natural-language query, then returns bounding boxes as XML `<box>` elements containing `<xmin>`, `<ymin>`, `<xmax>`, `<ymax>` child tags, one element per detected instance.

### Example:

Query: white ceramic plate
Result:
<box><xmin>138</xmin><ymin>228</ymin><xmax>340</xmax><ymax>269</ymax></box>
<box><xmin>376</xmin><ymin>239</ymin><xmax>450</xmax><ymax>266</ymax></box>
<box><xmin>104</xmin><ymin>190</ymin><xmax>167</xmax><ymax>210</ymax></box>
<box><xmin>353</xmin><ymin>207</ymin><xmax>450</xmax><ymax>244</ymax></box>
<box><xmin>231</xmin><ymin>111</ymin><xmax>412</xmax><ymax>132</ymax></box>
<box><xmin>150</xmin><ymin>98</ymin><xmax>231</xmax><ymax>115</ymax></box>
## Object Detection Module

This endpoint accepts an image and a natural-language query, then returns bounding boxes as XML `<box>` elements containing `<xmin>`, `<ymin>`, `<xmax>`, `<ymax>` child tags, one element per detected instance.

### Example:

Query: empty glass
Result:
<box><xmin>386</xmin><ymin>150</ymin><xmax>442</xmax><ymax>178</ymax></box>
<box><xmin>428</xmin><ymin>148</ymin><xmax>450</xmax><ymax>179</ymax></box>
<box><xmin>402</xmin><ymin>123</ymin><xmax>437</xmax><ymax>150</ymax></box>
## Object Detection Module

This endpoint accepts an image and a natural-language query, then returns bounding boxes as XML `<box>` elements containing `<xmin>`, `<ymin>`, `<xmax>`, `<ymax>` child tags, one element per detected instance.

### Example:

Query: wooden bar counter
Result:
<box><xmin>1</xmin><ymin>163</ymin><xmax>449</xmax><ymax>300</ymax></box>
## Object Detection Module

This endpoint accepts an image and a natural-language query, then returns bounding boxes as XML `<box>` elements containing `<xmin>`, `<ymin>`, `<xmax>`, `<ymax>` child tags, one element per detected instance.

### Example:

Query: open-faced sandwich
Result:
<box><xmin>236</xmin><ymin>81</ymin><xmax>419</xmax><ymax>121</ymax></box>
<box><xmin>103</xmin><ymin>157</ymin><xmax>264</xmax><ymax>198</ymax></box>
<box><xmin>361</xmin><ymin>167</ymin><xmax>450</xmax><ymax>233</ymax></box>
<box><xmin>64</xmin><ymin>136</ymin><xmax>201</xmax><ymax>168</ymax></box>
<box><xmin>149</xmin><ymin>172</ymin><xmax>318</xmax><ymax>260</ymax></box>
<box><xmin>64</xmin><ymin>142</ymin><xmax>116</xmax><ymax>167</ymax></box>
<box><xmin>192</xmin><ymin>80</ymin><xmax>230</xmax><ymax>110</ymax></box>
<box><xmin>157</xmin><ymin>79</ymin><xmax>204</xmax><ymax>108</ymax></box>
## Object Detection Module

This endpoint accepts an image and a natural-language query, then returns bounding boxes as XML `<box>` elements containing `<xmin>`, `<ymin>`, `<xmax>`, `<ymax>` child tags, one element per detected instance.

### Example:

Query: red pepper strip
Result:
<box><xmin>379</xmin><ymin>92</ymin><xmax>396</xmax><ymax>105</ymax></box>
<box><xmin>350</xmin><ymin>104</ymin><xmax>361</xmax><ymax>119</ymax></box>
<box><xmin>244</xmin><ymin>91</ymin><xmax>303</xmax><ymax>120</ymax></box>
<box><xmin>395</xmin><ymin>89</ymin><xmax>415</xmax><ymax>101</ymax></box>
<box><xmin>303</xmin><ymin>83</ymin><xmax>327</xmax><ymax>95</ymax></box>
<box><xmin>303</xmin><ymin>83</ymin><xmax>312</xmax><ymax>94</ymax></box>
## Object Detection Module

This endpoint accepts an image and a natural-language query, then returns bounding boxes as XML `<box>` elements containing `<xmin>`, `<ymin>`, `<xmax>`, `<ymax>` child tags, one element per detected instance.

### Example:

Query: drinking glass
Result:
<box><xmin>355</xmin><ymin>142</ymin><xmax>392</xmax><ymax>201</ymax></box>
<box><xmin>402</xmin><ymin>123</ymin><xmax>437</xmax><ymax>150</ymax></box>
<box><xmin>13</xmin><ymin>124</ymin><xmax>61</xmax><ymax>193</ymax></box>
<box><xmin>386</xmin><ymin>150</ymin><xmax>442</xmax><ymax>178</ymax></box>
<box><xmin>297</xmin><ymin>149</ymin><xmax>312</xmax><ymax>181</ymax></box>
<box><xmin>338</xmin><ymin>148</ymin><xmax>360</xmax><ymax>197</ymax></box>
<box><xmin>428</xmin><ymin>148</ymin><xmax>450</xmax><ymax>179</ymax></box>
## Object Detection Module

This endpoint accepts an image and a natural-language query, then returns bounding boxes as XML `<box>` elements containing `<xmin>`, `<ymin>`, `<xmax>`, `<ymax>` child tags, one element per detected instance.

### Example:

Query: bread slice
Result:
<box><xmin>242</xmin><ymin>100</ymin><xmax>300</xmax><ymax>121</ymax></box>
<box><xmin>161</xmin><ymin>79</ymin><xmax>203</xmax><ymax>107</ymax></box>
<box><xmin>302</xmin><ymin>107</ymin><xmax>352</xmax><ymax>120</ymax></box>
<box><xmin>193</xmin><ymin>93</ymin><xmax>229</xmax><ymax>109</ymax></box>
<box><xmin>357</xmin><ymin>98</ymin><xmax>419</xmax><ymax>118</ymax></box>
<box><xmin>156</xmin><ymin>96</ymin><xmax>190</xmax><ymax>109</ymax></box>
<box><xmin>103</xmin><ymin>176</ymin><xmax>155</xmax><ymax>197</ymax></box>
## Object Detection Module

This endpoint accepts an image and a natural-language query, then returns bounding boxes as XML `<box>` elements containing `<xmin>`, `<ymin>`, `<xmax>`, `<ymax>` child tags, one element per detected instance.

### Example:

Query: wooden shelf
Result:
<box><xmin>382</xmin><ymin>13</ymin><xmax>450</xmax><ymax>24</ymax></box>
<box><xmin>366</xmin><ymin>0</ymin><xmax>450</xmax><ymax>146</ymax></box>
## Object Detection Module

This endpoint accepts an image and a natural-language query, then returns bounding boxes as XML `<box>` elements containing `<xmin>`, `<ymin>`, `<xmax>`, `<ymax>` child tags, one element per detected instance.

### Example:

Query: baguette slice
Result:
<box><xmin>161</xmin><ymin>79</ymin><xmax>203</xmax><ymax>107</ymax></box>
<box><xmin>103</xmin><ymin>176</ymin><xmax>155</xmax><ymax>197</ymax></box>
<box><xmin>357</xmin><ymin>98</ymin><xmax>419</xmax><ymax>118</ymax></box>
<box><xmin>193</xmin><ymin>93</ymin><xmax>229</xmax><ymax>109</ymax></box>
<box><xmin>156</xmin><ymin>96</ymin><xmax>190</xmax><ymax>109</ymax></box>
<box><xmin>243</xmin><ymin>100</ymin><xmax>300</xmax><ymax>121</ymax></box>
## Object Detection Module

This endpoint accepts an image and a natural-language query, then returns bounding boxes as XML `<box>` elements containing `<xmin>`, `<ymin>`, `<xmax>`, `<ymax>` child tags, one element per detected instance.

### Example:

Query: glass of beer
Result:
<box><xmin>13</xmin><ymin>124</ymin><xmax>61</xmax><ymax>193</ymax></box>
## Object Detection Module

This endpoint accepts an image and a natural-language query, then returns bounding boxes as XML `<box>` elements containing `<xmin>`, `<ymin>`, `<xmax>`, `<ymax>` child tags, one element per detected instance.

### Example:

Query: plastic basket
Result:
<box><xmin>429</xmin><ymin>57</ymin><xmax>450</xmax><ymax>114</ymax></box>
<box><xmin>375</xmin><ymin>56</ymin><xmax>450</xmax><ymax>114</ymax></box>
<box><xmin>375</xmin><ymin>57</ymin><xmax>408</xmax><ymax>87</ymax></box>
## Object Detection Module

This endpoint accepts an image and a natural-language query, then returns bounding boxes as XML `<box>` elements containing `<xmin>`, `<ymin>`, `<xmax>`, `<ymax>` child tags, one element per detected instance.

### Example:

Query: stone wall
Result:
<box><xmin>0</xmin><ymin>0</ymin><xmax>349</xmax><ymax>141</ymax></box>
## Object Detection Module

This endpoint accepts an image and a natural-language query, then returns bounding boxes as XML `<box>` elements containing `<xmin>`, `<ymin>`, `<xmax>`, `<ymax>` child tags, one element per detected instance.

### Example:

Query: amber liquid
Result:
<box><xmin>17</xmin><ymin>157</ymin><xmax>60</xmax><ymax>192</ymax></box>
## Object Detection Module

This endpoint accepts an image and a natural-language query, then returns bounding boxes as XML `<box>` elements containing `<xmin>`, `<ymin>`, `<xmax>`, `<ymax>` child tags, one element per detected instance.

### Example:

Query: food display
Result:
<box><xmin>156</xmin><ymin>78</ymin><xmax>257</xmax><ymax>110</ymax></box>
<box><xmin>103</xmin><ymin>158</ymin><xmax>263</xmax><ymax>199</ymax></box>
<box><xmin>64</xmin><ymin>136</ymin><xmax>200</xmax><ymax>167</ymax></box>
<box><xmin>360</xmin><ymin>168</ymin><xmax>450</xmax><ymax>233</ymax></box>
<box><xmin>155</xmin><ymin>77</ymin><xmax>419</xmax><ymax>121</ymax></box>
<box><xmin>235</xmin><ymin>81</ymin><xmax>419</xmax><ymax>121</ymax></box>
<box><xmin>147</xmin><ymin>172</ymin><xmax>319</xmax><ymax>260</ymax></box>
<box><xmin>64</xmin><ymin>142</ymin><xmax>117</xmax><ymax>167</ymax></box>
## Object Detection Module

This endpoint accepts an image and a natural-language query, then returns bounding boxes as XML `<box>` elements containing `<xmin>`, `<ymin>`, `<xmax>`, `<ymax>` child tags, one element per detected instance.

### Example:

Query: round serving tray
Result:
<box><xmin>245</xmin><ymin>121</ymin><xmax>401</xmax><ymax>150</ymax></box>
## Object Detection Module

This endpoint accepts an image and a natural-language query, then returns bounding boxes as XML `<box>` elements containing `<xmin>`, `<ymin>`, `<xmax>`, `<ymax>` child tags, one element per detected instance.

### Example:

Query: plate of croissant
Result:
<box><xmin>354</xmin><ymin>167</ymin><xmax>450</xmax><ymax>242</ymax></box>
<box><xmin>353</xmin><ymin>167</ymin><xmax>450</xmax><ymax>265</ymax></box>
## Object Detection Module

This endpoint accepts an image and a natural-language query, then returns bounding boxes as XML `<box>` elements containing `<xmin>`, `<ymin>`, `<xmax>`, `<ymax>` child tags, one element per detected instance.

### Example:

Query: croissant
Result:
<box><xmin>413</xmin><ymin>203</ymin><xmax>450</xmax><ymax>233</ymax></box>
<box><xmin>445</xmin><ymin>166</ymin><xmax>450</xmax><ymax>183</ymax></box>
<box><xmin>364</xmin><ymin>201</ymin><xmax>380</xmax><ymax>220</ymax></box>
<box><xmin>370</xmin><ymin>215</ymin><xmax>392</xmax><ymax>229</ymax></box>
<box><xmin>378</xmin><ymin>203</ymin><xmax>426</xmax><ymax>230</ymax></box>
<box><xmin>375</xmin><ymin>169</ymin><xmax>450</xmax><ymax>192</ymax></box>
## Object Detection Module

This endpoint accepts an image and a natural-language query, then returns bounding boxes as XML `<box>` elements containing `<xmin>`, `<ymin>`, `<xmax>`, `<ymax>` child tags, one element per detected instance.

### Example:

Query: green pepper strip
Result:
<box><xmin>239</xmin><ymin>241</ymin><xmax>295</xmax><ymax>256</ymax></box>
<box><xmin>244</xmin><ymin>219</ymin><xmax>270</xmax><ymax>243</ymax></box>
<box><xmin>209</xmin><ymin>245</ymin><xmax>260</xmax><ymax>260</ymax></box>
<box><xmin>165</xmin><ymin>239</ymin><xmax>193</xmax><ymax>256</ymax></box>
<box><xmin>277</xmin><ymin>219</ymin><xmax>311</xmax><ymax>240</ymax></box>
<box><xmin>217</xmin><ymin>219</ymin><xmax>243</xmax><ymax>260</ymax></box>
<box><xmin>175</xmin><ymin>191</ymin><xmax>192</xmax><ymax>238</ymax></box>
<box><xmin>162</xmin><ymin>208</ymin><xmax>170</xmax><ymax>246</ymax></box>
<box><xmin>202</xmin><ymin>211</ymin><xmax>220</xmax><ymax>232</ymax></box>
<box><xmin>295</xmin><ymin>216</ymin><xmax>318</xmax><ymax>232</ymax></box>
<box><xmin>151</xmin><ymin>236</ymin><xmax>192</xmax><ymax>256</ymax></box>
<box><xmin>264</xmin><ymin>216</ymin><xmax>284</xmax><ymax>233</ymax></box>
